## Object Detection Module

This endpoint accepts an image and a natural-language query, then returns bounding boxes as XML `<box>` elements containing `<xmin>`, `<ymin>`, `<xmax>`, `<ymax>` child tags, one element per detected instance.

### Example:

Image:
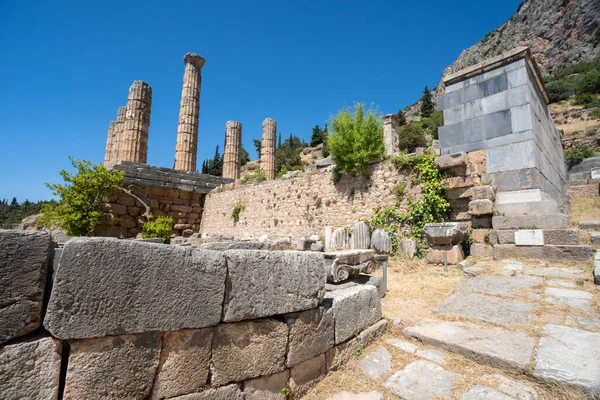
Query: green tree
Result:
<box><xmin>40</xmin><ymin>157</ymin><xmax>124</xmax><ymax>236</ymax></box>
<box><xmin>396</xmin><ymin>109</ymin><xmax>407</xmax><ymax>126</ymax></box>
<box><xmin>253</xmin><ymin>139</ymin><xmax>262</xmax><ymax>158</ymax></box>
<box><xmin>328</xmin><ymin>103</ymin><xmax>385</xmax><ymax>177</ymax></box>
<box><xmin>310</xmin><ymin>124</ymin><xmax>327</xmax><ymax>147</ymax></box>
<box><xmin>240</xmin><ymin>145</ymin><xmax>250</xmax><ymax>166</ymax></box>
<box><xmin>278</xmin><ymin>133</ymin><xmax>282</xmax><ymax>148</ymax></box>
<box><xmin>420</xmin><ymin>85</ymin><xmax>434</xmax><ymax>118</ymax></box>
<box><xmin>398</xmin><ymin>123</ymin><xmax>427</xmax><ymax>152</ymax></box>
<box><xmin>275</xmin><ymin>133</ymin><xmax>306</xmax><ymax>173</ymax></box>
<box><xmin>322</xmin><ymin>124</ymin><xmax>330</xmax><ymax>158</ymax></box>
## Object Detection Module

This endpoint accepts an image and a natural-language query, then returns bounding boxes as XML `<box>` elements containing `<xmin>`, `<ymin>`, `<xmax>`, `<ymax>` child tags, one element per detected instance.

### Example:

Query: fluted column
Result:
<box><xmin>223</xmin><ymin>121</ymin><xmax>242</xmax><ymax>179</ymax></box>
<box><xmin>104</xmin><ymin>121</ymin><xmax>116</xmax><ymax>168</ymax></box>
<box><xmin>174</xmin><ymin>53</ymin><xmax>206</xmax><ymax>171</ymax></box>
<box><xmin>112</xmin><ymin>106</ymin><xmax>127</xmax><ymax>165</ymax></box>
<box><xmin>119</xmin><ymin>81</ymin><xmax>152</xmax><ymax>163</ymax></box>
<box><xmin>382</xmin><ymin>114</ymin><xmax>400</xmax><ymax>157</ymax></box>
<box><xmin>260</xmin><ymin>118</ymin><xmax>277</xmax><ymax>180</ymax></box>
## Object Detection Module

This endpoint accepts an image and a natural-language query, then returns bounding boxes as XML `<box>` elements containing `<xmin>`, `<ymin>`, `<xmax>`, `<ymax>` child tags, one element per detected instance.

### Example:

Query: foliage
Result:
<box><xmin>241</xmin><ymin>166</ymin><xmax>266</xmax><ymax>184</ymax></box>
<box><xmin>276</xmin><ymin>165</ymin><xmax>288</xmax><ymax>179</ymax></box>
<box><xmin>545</xmin><ymin>58</ymin><xmax>600</xmax><ymax>104</ymax></box>
<box><xmin>141</xmin><ymin>215</ymin><xmax>173</xmax><ymax>243</ymax></box>
<box><xmin>201</xmin><ymin>145</ymin><xmax>223</xmax><ymax>176</ymax></box>
<box><xmin>393</xmin><ymin>183</ymin><xmax>406</xmax><ymax>198</ymax></box>
<box><xmin>564</xmin><ymin>146</ymin><xmax>597</xmax><ymax>163</ymax></box>
<box><xmin>396</xmin><ymin>109</ymin><xmax>407</xmax><ymax>126</ymax></box>
<box><xmin>40</xmin><ymin>157</ymin><xmax>124</xmax><ymax>236</ymax></box>
<box><xmin>575</xmin><ymin>70</ymin><xmax>600</xmax><ymax>95</ymax></box>
<box><xmin>0</xmin><ymin>198</ymin><xmax>56</xmax><ymax>226</ymax></box>
<box><xmin>546</xmin><ymin>80</ymin><xmax>573</xmax><ymax>103</ymax></box>
<box><xmin>240</xmin><ymin>145</ymin><xmax>250</xmax><ymax>166</ymax></box>
<box><xmin>328</xmin><ymin>103</ymin><xmax>385</xmax><ymax>178</ymax></box>
<box><xmin>590</xmin><ymin>107</ymin><xmax>600</xmax><ymax>119</ymax></box>
<box><xmin>398</xmin><ymin>123</ymin><xmax>426</xmax><ymax>153</ymax></box>
<box><xmin>418</xmin><ymin>110</ymin><xmax>443</xmax><ymax>140</ymax></box>
<box><xmin>253</xmin><ymin>139</ymin><xmax>262</xmax><ymax>158</ymax></box>
<box><xmin>275</xmin><ymin>133</ymin><xmax>306</xmax><ymax>174</ymax></box>
<box><xmin>231</xmin><ymin>201</ymin><xmax>245</xmax><ymax>223</ymax></box>
<box><xmin>310</xmin><ymin>124</ymin><xmax>325</xmax><ymax>147</ymax></box>
<box><xmin>573</xmin><ymin>93</ymin><xmax>600</xmax><ymax>109</ymax></box>
<box><xmin>420</xmin><ymin>85</ymin><xmax>434</xmax><ymax>118</ymax></box>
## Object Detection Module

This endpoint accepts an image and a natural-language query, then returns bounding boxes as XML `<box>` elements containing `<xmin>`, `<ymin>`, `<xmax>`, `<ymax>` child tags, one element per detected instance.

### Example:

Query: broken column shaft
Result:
<box><xmin>223</xmin><ymin>121</ymin><xmax>242</xmax><ymax>179</ymax></box>
<box><xmin>103</xmin><ymin>121</ymin><xmax>116</xmax><ymax>168</ymax></box>
<box><xmin>104</xmin><ymin>106</ymin><xmax>127</xmax><ymax>168</ymax></box>
<box><xmin>118</xmin><ymin>81</ymin><xmax>152</xmax><ymax>163</ymax></box>
<box><xmin>382</xmin><ymin>114</ymin><xmax>400</xmax><ymax>157</ymax></box>
<box><xmin>260</xmin><ymin>118</ymin><xmax>277</xmax><ymax>180</ymax></box>
<box><xmin>174</xmin><ymin>53</ymin><xmax>206</xmax><ymax>171</ymax></box>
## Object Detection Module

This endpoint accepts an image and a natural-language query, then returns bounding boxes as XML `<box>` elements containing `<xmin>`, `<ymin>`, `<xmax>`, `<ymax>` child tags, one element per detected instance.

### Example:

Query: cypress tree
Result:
<box><xmin>420</xmin><ymin>85</ymin><xmax>434</xmax><ymax>118</ymax></box>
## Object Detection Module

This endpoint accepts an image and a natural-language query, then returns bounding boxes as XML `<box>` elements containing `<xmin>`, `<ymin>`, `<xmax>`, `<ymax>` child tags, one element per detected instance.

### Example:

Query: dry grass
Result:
<box><xmin>570</xmin><ymin>197</ymin><xmax>600</xmax><ymax>227</ymax></box>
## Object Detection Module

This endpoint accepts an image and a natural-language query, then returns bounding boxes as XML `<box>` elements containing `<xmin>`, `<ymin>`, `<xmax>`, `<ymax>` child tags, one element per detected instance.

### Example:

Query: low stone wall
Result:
<box><xmin>0</xmin><ymin>231</ymin><xmax>386</xmax><ymax>399</ymax></box>
<box><xmin>201</xmin><ymin>160</ymin><xmax>415</xmax><ymax>239</ymax></box>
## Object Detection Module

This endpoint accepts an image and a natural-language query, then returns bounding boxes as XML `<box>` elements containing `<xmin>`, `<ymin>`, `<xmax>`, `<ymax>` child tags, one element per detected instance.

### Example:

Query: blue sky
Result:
<box><xmin>0</xmin><ymin>0</ymin><xmax>522</xmax><ymax>202</ymax></box>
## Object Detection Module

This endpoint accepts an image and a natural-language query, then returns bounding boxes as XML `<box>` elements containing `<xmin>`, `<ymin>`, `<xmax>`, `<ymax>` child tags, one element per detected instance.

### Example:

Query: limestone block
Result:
<box><xmin>423</xmin><ymin>222</ymin><xmax>468</xmax><ymax>245</ymax></box>
<box><xmin>150</xmin><ymin>328</ymin><xmax>213</xmax><ymax>399</ymax></box>
<box><xmin>311</xmin><ymin>241</ymin><xmax>325</xmax><ymax>252</ymax></box>
<box><xmin>543</xmin><ymin>229</ymin><xmax>580</xmax><ymax>245</ymax></box>
<box><xmin>200</xmin><ymin>241</ymin><xmax>266</xmax><ymax>251</ymax></box>
<box><xmin>481</xmin><ymin>374</ymin><xmax>537</xmax><ymax>400</ymax></box>
<box><xmin>331</xmin><ymin>228</ymin><xmax>348</xmax><ymax>250</ymax></box>
<box><xmin>351</xmin><ymin>221</ymin><xmax>371</xmax><ymax>249</ymax></box>
<box><xmin>471</xmin><ymin>185</ymin><xmax>495</xmax><ymax>200</ymax></box>
<box><xmin>44</xmin><ymin>238</ymin><xmax>226</xmax><ymax>339</ymax></box>
<box><xmin>384</xmin><ymin>360</ymin><xmax>461</xmax><ymax>400</ymax></box>
<box><xmin>0</xmin><ymin>336</ymin><xmax>62</xmax><ymax>400</ymax></box>
<box><xmin>471</xmin><ymin>229</ymin><xmax>489</xmax><ymax>244</ymax></box>
<box><xmin>494</xmin><ymin>244</ymin><xmax>593</xmax><ymax>262</ymax></box>
<box><xmin>244</xmin><ymin>370</ymin><xmax>290</xmax><ymax>400</ymax></box>
<box><xmin>357</xmin><ymin>346</ymin><xmax>392</xmax><ymax>382</ymax></box>
<box><xmin>492</xmin><ymin>214</ymin><xmax>569</xmax><ymax>230</ymax></box>
<box><xmin>426</xmin><ymin>245</ymin><xmax>464</xmax><ymax>265</ymax></box>
<box><xmin>222</xmin><ymin>250</ymin><xmax>325</xmax><ymax>322</ymax></box>
<box><xmin>460</xmin><ymin>385</ymin><xmax>514</xmax><ymax>400</ymax></box>
<box><xmin>470</xmin><ymin>243</ymin><xmax>494</xmax><ymax>258</ymax></box>
<box><xmin>286</xmin><ymin>307</ymin><xmax>334</xmax><ymax>367</ymax></box>
<box><xmin>63</xmin><ymin>332</ymin><xmax>161</xmax><ymax>399</ymax></box>
<box><xmin>441</xmin><ymin>176</ymin><xmax>474</xmax><ymax>189</ymax></box>
<box><xmin>326</xmin><ymin>336</ymin><xmax>360</xmax><ymax>371</ymax></box>
<box><xmin>594</xmin><ymin>261</ymin><xmax>600</xmax><ymax>285</ymax></box>
<box><xmin>328</xmin><ymin>392</ymin><xmax>383</xmax><ymax>400</ymax></box>
<box><xmin>211</xmin><ymin>318</ymin><xmax>287</xmax><ymax>385</ymax></box>
<box><xmin>579</xmin><ymin>220</ymin><xmax>600</xmax><ymax>230</ymax></box>
<box><xmin>0</xmin><ymin>231</ymin><xmax>52</xmax><ymax>344</ymax></box>
<box><xmin>173</xmin><ymin>384</ymin><xmax>244</xmax><ymax>399</ymax></box>
<box><xmin>590</xmin><ymin>232</ymin><xmax>600</xmax><ymax>245</ymax></box>
<box><xmin>371</xmin><ymin>229</ymin><xmax>392</xmax><ymax>254</ymax></box>
<box><xmin>400</xmin><ymin>239</ymin><xmax>417</xmax><ymax>259</ymax></box>
<box><xmin>514</xmin><ymin>229</ymin><xmax>544</xmax><ymax>246</ymax></box>
<box><xmin>325</xmin><ymin>285</ymin><xmax>382</xmax><ymax>344</ymax></box>
<box><xmin>435</xmin><ymin>152</ymin><xmax>467</xmax><ymax>169</ymax></box>
<box><xmin>289</xmin><ymin>354</ymin><xmax>327</xmax><ymax>399</ymax></box>
<box><xmin>446</xmin><ymin>187</ymin><xmax>472</xmax><ymax>200</ymax></box>
<box><xmin>469</xmin><ymin>199</ymin><xmax>494</xmax><ymax>215</ymax></box>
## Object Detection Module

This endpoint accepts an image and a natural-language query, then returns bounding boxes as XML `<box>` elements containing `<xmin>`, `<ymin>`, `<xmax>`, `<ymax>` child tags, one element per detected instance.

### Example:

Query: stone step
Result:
<box><xmin>493</xmin><ymin>244</ymin><xmax>593</xmax><ymax>262</ymax></box>
<box><xmin>492</xmin><ymin>214</ymin><xmax>568</xmax><ymax>230</ymax></box>
<box><xmin>579</xmin><ymin>220</ymin><xmax>600</xmax><ymax>230</ymax></box>
<box><xmin>491</xmin><ymin>229</ymin><xmax>580</xmax><ymax>245</ymax></box>
<box><xmin>403</xmin><ymin>318</ymin><xmax>535</xmax><ymax>372</ymax></box>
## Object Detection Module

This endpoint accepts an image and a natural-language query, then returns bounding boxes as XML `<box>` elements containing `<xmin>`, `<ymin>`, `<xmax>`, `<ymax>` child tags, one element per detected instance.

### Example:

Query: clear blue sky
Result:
<box><xmin>0</xmin><ymin>0</ymin><xmax>522</xmax><ymax>202</ymax></box>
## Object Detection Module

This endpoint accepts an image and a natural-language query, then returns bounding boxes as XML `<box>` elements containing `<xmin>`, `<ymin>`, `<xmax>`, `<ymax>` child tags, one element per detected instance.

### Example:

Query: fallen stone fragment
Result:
<box><xmin>384</xmin><ymin>360</ymin><xmax>461</xmax><ymax>400</ymax></box>
<box><xmin>351</xmin><ymin>221</ymin><xmax>371</xmax><ymax>250</ymax></box>
<box><xmin>459</xmin><ymin>385</ymin><xmax>515</xmax><ymax>400</ymax></box>
<box><xmin>423</xmin><ymin>222</ymin><xmax>468</xmax><ymax>245</ymax></box>
<box><xmin>534</xmin><ymin>324</ymin><xmax>600</xmax><ymax>395</ymax></box>
<box><xmin>371</xmin><ymin>229</ymin><xmax>393</xmax><ymax>254</ymax></box>
<box><xmin>463</xmin><ymin>266</ymin><xmax>484</xmax><ymax>276</ymax></box>
<box><xmin>481</xmin><ymin>374</ymin><xmax>538</xmax><ymax>400</ymax></box>
<box><xmin>328</xmin><ymin>391</ymin><xmax>383</xmax><ymax>400</ymax></box>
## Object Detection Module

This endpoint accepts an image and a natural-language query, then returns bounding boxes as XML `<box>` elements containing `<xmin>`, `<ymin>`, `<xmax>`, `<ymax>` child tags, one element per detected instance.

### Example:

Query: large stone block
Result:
<box><xmin>150</xmin><ymin>328</ymin><xmax>213</xmax><ymax>399</ymax></box>
<box><xmin>211</xmin><ymin>318</ymin><xmax>287</xmax><ymax>385</ymax></box>
<box><xmin>289</xmin><ymin>354</ymin><xmax>328</xmax><ymax>399</ymax></box>
<box><xmin>325</xmin><ymin>285</ymin><xmax>382</xmax><ymax>344</ymax></box>
<box><xmin>244</xmin><ymin>370</ymin><xmax>290</xmax><ymax>400</ymax></box>
<box><xmin>222</xmin><ymin>250</ymin><xmax>326</xmax><ymax>322</ymax></box>
<box><xmin>426</xmin><ymin>244</ymin><xmax>464</xmax><ymax>265</ymax></box>
<box><xmin>543</xmin><ymin>229</ymin><xmax>580</xmax><ymax>245</ymax></box>
<box><xmin>492</xmin><ymin>214</ymin><xmax>569</xmax><ymax>230</ymax></box>
<box><xmin>468</xmin><ymin>199</ymin><xmax>494</xmax><ymax>215</ymax></box>
<box><xmin>0</xmin><ymin>231</ymin><xmax>53</xmax><ymax>344</ymax></box>
<box><xmin>579</xmin><ymin>220</ymin><xmax>600</xmax><ymax>230</ymax></box>
<box><xmin>494</xmin><ymin>244</ymin><xmax>593</xmax><ymax>262</ymax></box>
<box><xmin>63</xmin><ymin>332</ymin><xmax>161</xmax><ymax>399</ymax></box>
<box><xmin>173</xmin><ymin>384</ymin><xmax>244</xmax><ymax>399</ymax></box>
<box><xmin>435</xmin><ymin>152</ymin><xmax>467</xmax><ymax>169</ymax></box>
<box><xmin>0</xmin><ymin>336</ymin><xmax>62</xmax><ymax>400</ymax></box>
<box><xmin>470</xmin><ymin>243</ymin><xmax>494</xmax><ymax>258</ymax></box>
<box><xmin>44</xmin><ymin>238</ymin><xmax>226</xmax><ymax>339</ymax></box>
<box><xmin>286</xmin><ymin>306</ymin><xmax>334</xmax><ymax>367</ymax></box>
<box><xmin>423</xmin><ymin>222</ymin><xmax>468</xmax><ymax>245</ymax></box>
<box><xmin>471</xmin><ymin>185</ymin><xmax>495</xmax><ymax>200</ymax></box>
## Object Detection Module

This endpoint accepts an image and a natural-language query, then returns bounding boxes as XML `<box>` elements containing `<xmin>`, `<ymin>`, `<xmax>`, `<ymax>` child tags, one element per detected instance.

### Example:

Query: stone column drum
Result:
<box><xmin>260</xmin><ymin>118</ymin><xmax>277</xmax><ymax>180</ymax></box>
<box><xmin>103</xmin><ymin>121</ymin><xmax>116</xmax><ymax>168</ymax></box>
<box><xmin>118</xmin><ymin>81</ymin><xmax>152</xmax><ymax>163</ymax></box>
<box><xmin>382</xmin><ymin>114</ymin><xmax>400</xmax><ymax>157</ymax></box>
<box><xmin>223</xmin><ymin>121</ymin><xmax>242</xmax><ymax>179</ymax></box>
<box><xmin>112</xmin><ymin>106</ymin><xmax>127</xmax><ymax>164</ymax></box>
<box><xmin>174</xmin><ymin>53</ymin><xmax>206</xmax><ymax>172</ymax></box>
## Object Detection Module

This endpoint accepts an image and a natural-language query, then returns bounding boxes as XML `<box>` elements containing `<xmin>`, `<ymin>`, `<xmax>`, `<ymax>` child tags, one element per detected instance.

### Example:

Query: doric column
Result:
<box><xmin>118</xmin><ymin>81</ymin><xmax>152</xmax><ymax>163</ymax></box>
<box><xmin>104</xmin><ymin>121</ymin><xmax>116</xmax><ymax>168</ymax></box>
<box><xmin>174</xmin><ymin>53</ymin><xmax>206</xmax><ymax>171</ymax></box>
<box><xmin>260</xmin><ymin>118</ymin><xmax>277</xmax><ymax>180</ymax></box>
<box><xmin>223</xmin><ymin>121</ymin><xmax>242</xmax><ymax>179</ymax></box>
<box><xmin>112</xmin><ymin>106</ymin><xmax>127</xmax><ymax>165</ymax></box>
<box><xmin>382</xmin><ymin>114</ymin><xmax>400</xmax><ymax>157</ymax></box>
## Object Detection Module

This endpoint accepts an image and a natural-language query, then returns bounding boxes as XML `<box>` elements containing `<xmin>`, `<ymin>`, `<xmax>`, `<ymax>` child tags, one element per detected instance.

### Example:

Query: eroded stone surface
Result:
<box><xmin>357</xmin><ymin>346</ymin><xmax>392</xmax><ymax>382</ymax></box>
<box><xmin>455</xmin><ymin>275</ymin><xmax>542</xmax><ymax>298</ymax></box>
<box><xmin>0</xmin><ymin>336</ymin><xmax>62</xmax><ymax>400</ymax></box>
<box><xmin>460</xmin><ymin>385</ymin><xmax>515</xmax><ymax>400</ymax></box>
<box><xmin>566</xmin><ymin>313</ymin><xmax>600</xmax><ymax>330</ymax></box>
<box><xmin>434</xmin><ymin>292</ymin><xmax>535</xmax><ymax>326</ymax></box>
<box><xmin>243</xmin><ymin>370</ymin><xmax>290</xmax><ymax>400</ymax></box>
<box><xmin>386</xmin><ymin>338</ymin><xmax>418</xmax><ymax>354</ymax></box>
<box><xmin>524</xmin><ymin>267</ymin><xmax>585</xmax><ymax>279</ymax></box>
<box><xmin>481</xmin><ymin>374</ymin><xmax>538</xmax><ymax>400</ymax></box>
<box><xmin>416</xmin><ymin>349</ymin><xmax>446</xmax><ymax>364</ymax></box>
<box><xmin>223</xmin><ymin>250</ymin><xmax>326</xmax><ymax>322</ymax></box>
<box><xmin>544</xmin><ymin>287</ymin><xmax>591</xmax><ymax>310</ymax></box>
<box><xmin>534</xmin><ymin>324</ymin><xmax>600</xmax><ymax>395</ymax></box>
<box><xmin>172</xmin><ymin>384</ymin><xmax>244</xmax><ymax>399</ymax></box>
<box><xmin>45</xmin><ymin>238</ymin><xmax>226</xmax><ymax>339</ymax></box>
<box><xmin>63</xmin><ymin>332</ymin><xmax>161</xmax><ymax>400</ymax></box>
<box><xmin>286</xmin><ymin>307</ymin><xmax>334</xmax><ymax>367</ymax></box>
<box><xmin>404</xmin><ymin>319</ymin><xmax>535</xmax><ymax>370</ymax></box>
<box><xmin>547</xmin><ymin>279</ymin><xmax>575</xmax><ymax>288</ymax></box>
<box><xmin>384</xmin><ymin>360</ymin><xmax>460</xmax><ymax>400</ymax></box>
<box><xmin>290</xmin><ymin>354</ymin><xmax>327</xmax><ymax>399</ymax></box>
<box><xmin>423</xmin><ymin>222</ymin><xmax>468</xmax><ymax>245</ymax></box>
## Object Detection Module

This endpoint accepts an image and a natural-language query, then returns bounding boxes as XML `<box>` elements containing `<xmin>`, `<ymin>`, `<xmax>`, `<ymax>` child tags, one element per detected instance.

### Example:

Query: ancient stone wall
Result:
<box><xmin>201</xmin><ymin>160</ymin><xmax>417</xmax><ymax>239</ymax></box>
<box><xmin>0</xmin><ymin>231</ymin><xmax>386</xmax><ymax>400</ymax></box>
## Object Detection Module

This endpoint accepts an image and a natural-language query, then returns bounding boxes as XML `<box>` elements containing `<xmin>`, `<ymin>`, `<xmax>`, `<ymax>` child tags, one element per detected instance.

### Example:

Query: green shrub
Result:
<box><xmin>231</xmin><ymin>201</ymin><xmax>245</xmax><ymax>223</ymax></box>
<box><xmin>398</xmin><ymin>123</ymin><xmax>427</xmax><ymax>153</ymax></box>
<box><xmin>545</xmin><ymin>80</ymin><xmax>574</xmax><ymax>103</ymax></box>
<box><xmin>277</xmin><ymin>165</ymin><xmax>288</xmax><ymax>179</ymax></box>
<box><xmin>40</xmin><ymin>157</ymin><xmax>124</xmax><ymax>236</ymax></box>
<box><xmin>575</xmin><ymin>70</ymin><xmax>600</xmax><ymax>95</ymax></box>
<box><xmin>590</xmin><ymin>107</ymin><xmax>600</xmax><ymax>119</ymax></box>
<box><xmin>142</xmin><ymin>215</ymin><xmax>173</xmax><ymax>243</ymax></box>
<box><xmin>393</xmin><ymin>183</ymin><xmax>406</xmax><ymax>198</ymax></box>
<box><xmin>328</xmin><ymin>103</ymin><xmax>385</xmax><ymax>178</ymax></box>
<box><xmin>574</xmin><ymin>93</ymin><xmax>597</xmax><ymax>108</ymax></box>
<box><xmin>242</xmin><ymin>167</ymin><xmax>266</xmax><ymax>184</ymax></box>
<box><xmin>564</xmin><ymin>146</ymin><xmax>597</xmax><ymax>162</ymax></box>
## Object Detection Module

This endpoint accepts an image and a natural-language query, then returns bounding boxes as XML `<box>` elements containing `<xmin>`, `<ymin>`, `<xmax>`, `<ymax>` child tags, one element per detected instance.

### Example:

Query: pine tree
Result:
<box><xmin>10</xmin><ymin>197</ymin><xmax>17</xmax><ymax>206</ymax></box>
<box><xmin>420</xmin><ymin>85</ymin><xmax>434</xmax><ymax>118</ymax></box>
<box><xmin>253</xmin><ymin>139</ymin><xmax>262</xmax><ymax>158</ymax></box>
<box><xmin>278</xmin><ymin>133</ymin><xmax>282</xmax><ymax>148</ymax></box>
<box><xmin>396</xmin><ymin>109</ymin><xmax>407</xmax><ymax>126</ymax></box>
<box><xmin>310</xmin><ymin>125</ymin><xmax>323</xmax><ymax>147</ymax></box>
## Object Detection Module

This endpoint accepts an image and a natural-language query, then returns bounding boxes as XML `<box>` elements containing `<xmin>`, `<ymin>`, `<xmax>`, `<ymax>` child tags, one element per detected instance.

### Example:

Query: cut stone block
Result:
<box><xmin>286</xmin><ymin>307</ymin><xmax>334</xmax><ymax>367</ymax></box>
<box><xmin>325</xmin><ymin>275</ymin><xmax>385</xmax><ymax>298</ymax></box>
<box><xmin>44</xmin><ymin>238</ymin><xmax>226</xmax><ymax>339</ymax></box>
<box><xmin>211</xmin><ymin>318</ymin><xmax>287</xmax><ymax>385</ymax></box>
<box><xmin>514</xmin><ymin>229</ymin><xmax>544</xmax><ymax>246</ymax></box>
<box><xmin>400</xmin><ymin>238</ymin><xmax>417</xmax><ymax>258</ymax></box>
<box><xmin>0</xmin><ymin>231</ymin><xmax>53</xmax><ymax>344</ymax></box>
<box><xmin>174</xmin><ymin>384</ymin><xmax>244</xmax><ymax>399</ymax></box>
<box><xmin>384</xmin><ymin>360</ymin><xmax>460</xmax><ymax>400</ymax></box>
<box><xmin>471</xmin><ymin>229</ymin><xmax>489</xmax><ymax>243</ymax></box>
<box><xmin>481</xmin><ymin>374</ymin><xmax>537</xmax><ymax>400</ymax></box>
<box><xmin>434</xmin><ymin>292</ymin><xmax>535</xmax><ymax>326</ymax></box>
<box><xmin>470</xmin><ymin>243</ymin><xmax>494</xmax><ymax>258</ymax></box>
<box><xmin>243</xmin><ymin>370</ymin><xmax>290</xmax><ymax>400</ymax></box>
<box><xmin>326</xmin><ymin>320</ymin><xmax>386</xmax><ymax>371</ymax></box>
<box><xmin>222</xmin><ymin>250</ymin><xmax>326</xmax><ymax>322</ymax></box>
<box><xmin>351</xmin><ymin>221</ymin><xmax>371</xmax><ymax>250</ymax></box>
<box><xmin>469</xmin><ymin>199</ymin><xmax>494</xmax><ymax>215</ymax></box>
<box><xmin>568</xmin><ymin>184</ymin><xmax>599</xmax><ymax>198</ymax></box>
<box><xmin>460</xmin><ymin>385</ymin><xmax>514</xmax><ymax>400</ymax></box>
<box><xmin>423</xmin><ymin>222</ymin><xmax>468</xmax><ymax>245</ymax></box>
<box><xmin>0</xmin><ymin>336</ymin><xmax>62</xmax><ymax>400</ymax></box>
<box><xmin>404</xmin><ymin>318</ymin><xmax>535</xmax><ymax>371</ymax></box>
<box><xmin>534</xmin><ymin>324</ymin><xmax>600</xmax><ymax>395</ymax></box>
<box><xmin>494</xmin><ymin>244</ymin><xmax>593</xmax><ymax>262</ymax></box>
<box><xmin>543</xmin><ymin>229</ymin><xmax>580</xmax><ymax>245</ymax></box>
<box><xmin>289</xmin><ymin>354</ymin><xmax>327</xmax><ymax>399</ymax></box>
<box><xmin>357</xmin><ymin>346</ymin><xmax>392</xmax><ymax>382</ymax></box>
<box><xmin>416</xmin><ymin>349</ymin><xmax>446</xmax><ymax>364</ymax></box>
<box><xmin>579</xmin><ymin>220</ymin><xmax>600</xmax><ymax>230</ymax></box>
<box><xmin>545</xmin><ymin>287</ymin><xmax>591</xmax><ymax>310</ymax></box>
<box><xmin>63</xmin><ymin>332</ymin><xmax>161</xmax><ymax>399</ymax></box>
<box><xmin>494</xmin><ymin>189</ymin><xmax>560</xmax><ymax>216</ymax></box>
<box><xmin>492</xmin><ymin>214</ymin><xmax>568</xmax><ymax>230</ymax></box>
<box><xmin>455</xmin><ymin>275</ymin><xmax>542</xmax><ymax>298</ymax></box>
<box><xmin>426</xmin><ymin>244</ymin><xmax>464</xmax><ymax>265</ymax></box>
<box><xmin>435</xmin><ymin>152</ymin><xmax>467</xmax><ymax>169</ymax></box>
<box><xmin>591</xmin><ymin>232</ymin><xmax>600</xmax><ymax>245</ymax></box>
<box><xmin>150</xmin><ymin>328</ymin><xmax>213</xmax><ymax>399</ymax></box>
<box><xmin>371</xmin><ymin>229</ymin><xmax>392</xmax><ymax>254</ymax></box>
<box><xmin>325</xmin><ymin>285</ymin><xmax>382</xmax><ymax>344</ymax></box>
<box><xmin>471</xmin><ymin>185</ymin><xmax>495</xmax><ymax>201</ymax></box>
<box><xmin>524</xmin><ymin>267</ymin><xmax>585</xmax><ymax>279</ymax></box>
<box><xmin>328</xmin><ymin>392</ymin><xmax>383</xmax><ymax>400</ymax></box>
